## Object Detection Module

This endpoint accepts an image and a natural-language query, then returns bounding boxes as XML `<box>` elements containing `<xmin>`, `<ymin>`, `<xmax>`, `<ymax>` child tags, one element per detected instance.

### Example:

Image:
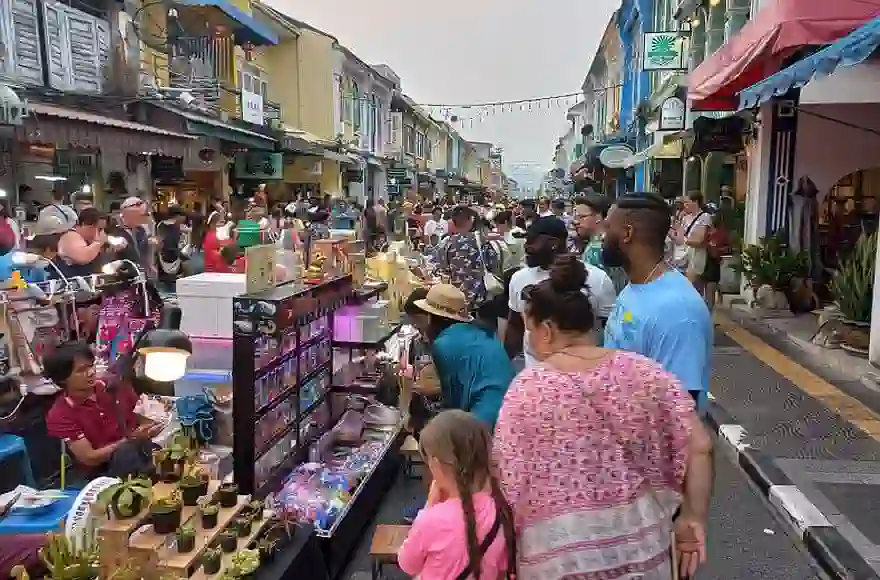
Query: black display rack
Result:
<box><xmin>231</xmin><ymin>275</ymin><xmax>353</xmax><ymax>495</ymax></box>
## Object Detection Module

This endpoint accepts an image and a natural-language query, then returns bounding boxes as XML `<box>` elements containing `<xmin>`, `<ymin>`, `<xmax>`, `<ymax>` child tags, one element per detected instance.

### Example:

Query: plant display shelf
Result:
<box><xmin>95</xmin><ymin>481</ymin><xmax>269</xmax><ymax>580</ymax></box>
<box><xmin>188</xmin><ymin>517</ymin><xmax>272</xmax><ymax>580</ymax></box>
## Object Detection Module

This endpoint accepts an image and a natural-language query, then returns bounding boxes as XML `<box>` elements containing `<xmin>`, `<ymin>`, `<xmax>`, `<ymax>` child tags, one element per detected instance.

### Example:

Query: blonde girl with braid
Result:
<box><xmin>397</xmin><ymin>410</ymin><xmax>516</xmax><ymax>580</ymax></box>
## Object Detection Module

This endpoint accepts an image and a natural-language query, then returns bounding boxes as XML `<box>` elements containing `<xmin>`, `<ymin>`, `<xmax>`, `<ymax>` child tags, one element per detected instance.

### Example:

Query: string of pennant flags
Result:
<box><xmin>338</xmin><ymin>85</ymin><xmax>623</xmax><ymax>130</ymax></box>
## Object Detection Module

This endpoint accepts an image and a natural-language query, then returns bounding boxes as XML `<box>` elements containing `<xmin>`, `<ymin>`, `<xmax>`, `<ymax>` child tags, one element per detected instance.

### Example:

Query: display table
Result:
<box><xmin>0</xmin><ymin>489</ymin><xmax>77</xmax><ymax>535</ymax></box>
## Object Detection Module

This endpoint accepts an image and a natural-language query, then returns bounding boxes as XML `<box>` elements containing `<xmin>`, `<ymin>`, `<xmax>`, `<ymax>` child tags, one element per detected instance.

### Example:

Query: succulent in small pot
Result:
<box><xmin>234</xmin><ymin>515</ymin><xmax>252</xmax><ymax>537</ymax></box>
<box><xmin>229</xmin><ymin>549</ymin><xmax>260</xmax><ymax>580</ymax></box>
<box><xmin>246</xmin><ymin>499</ymin><xmax>264</xmax><ymax>521</ymax></box>
<box><xmin>257</xmin><ymin>536</ymin><xmax>279</xmax><ymax>562</ymax></box>
<box><xmin>216</xmin><ymin>483</ymin><xmax>238</xmax><ymax>508</ymax></box>
<box><xmin>218</xmin><ymin>529</ymin><xmax>238</xmax><ymax>553</ymax></box>
<box><xmin>202</xmin><ymin>546</ymin><xmax>222</xmax><ymax>575</ymax></box>
<box><xmin>150</xmin><ymin>491</ymin><xmax>183</xmax><ymax>535</ymax></box>
<box><xmin>96</xmin><ymin>476</ymin><xmax>152</xmax><ymax>519</ymax></box>
<box><xmin>179</xmin><ymin>466</ymin><xmax>209</xmax><ymax>506</ymax></box>
<box><xmin>199</xmin><ymin>499</ymin><xmax>220</xmax><ymax>529</ymax></box>
<box><xmin>176</xmin><ymin>524</ymin><xmax>196</xmax><ymax>553</ymax></box>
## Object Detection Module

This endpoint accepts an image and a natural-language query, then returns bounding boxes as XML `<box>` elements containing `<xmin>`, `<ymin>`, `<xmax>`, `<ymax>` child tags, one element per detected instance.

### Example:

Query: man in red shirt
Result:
<box><xmin>45</xmin><ymin>342</ymin><xmax>162</xmax><ymax>478</ymax></box>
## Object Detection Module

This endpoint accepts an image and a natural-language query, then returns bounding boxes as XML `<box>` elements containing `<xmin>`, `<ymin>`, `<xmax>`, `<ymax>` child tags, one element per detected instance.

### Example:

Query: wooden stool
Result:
<box><xmin>401</xmin><ymin>435</ymin><xmax>422</xmax><ymax>479</ymax></box>
<box><xmin>370</xmin><ymin>524</ymin><xmax>411</xmax><ymax>579</ymax></box>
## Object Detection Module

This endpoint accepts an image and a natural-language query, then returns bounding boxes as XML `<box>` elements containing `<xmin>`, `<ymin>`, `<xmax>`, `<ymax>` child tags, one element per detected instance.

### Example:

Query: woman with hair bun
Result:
<box><xmin>493</xmin><ymin>254</ymin><xmax>715</xmax><ymax>580</ymax></box>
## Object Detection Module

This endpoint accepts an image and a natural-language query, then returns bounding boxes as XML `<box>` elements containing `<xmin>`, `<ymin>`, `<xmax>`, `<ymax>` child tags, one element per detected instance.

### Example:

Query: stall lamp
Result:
<box><xmin>102</xmin><ymin>258</ymin><xmax>140</xmax><ymax>275</ymax></box>
<box><xmin>81</xmin><ymin>184</ymin><xmax>92</xmax><ymax>194</ymax></box>
<box><xmin>33</xmin><ymin>175</ymin><xmax>67</xmax><ymax>182</ymax></box>
<box><xmin>137</xmin><ymin>306</ymin><xmax>192</xmax><ymax>382</ymax></box>
<box><xmin>0</xmin><ymin>189</ymin><xmax>7</xmax><ymax>199</ymax></box>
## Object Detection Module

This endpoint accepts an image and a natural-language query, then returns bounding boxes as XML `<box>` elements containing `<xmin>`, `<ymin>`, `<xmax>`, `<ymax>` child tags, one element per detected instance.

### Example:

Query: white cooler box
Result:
<box><xmin>176</xmin><ymin>273</ymin><xmax>247</xmax><ymax>338</ymax></box>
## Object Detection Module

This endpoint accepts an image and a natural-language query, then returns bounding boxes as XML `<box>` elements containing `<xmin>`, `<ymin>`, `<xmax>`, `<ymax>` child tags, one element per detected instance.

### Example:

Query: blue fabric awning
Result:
<box><xmin>738</xmin><ymin>16</ymin><xmax>880</xmax><ymax>110</ymax></box>
<box><xmin>174</xmin><ymin>0</ymin><xmax>279</xmax><ymax>45</ymax></box>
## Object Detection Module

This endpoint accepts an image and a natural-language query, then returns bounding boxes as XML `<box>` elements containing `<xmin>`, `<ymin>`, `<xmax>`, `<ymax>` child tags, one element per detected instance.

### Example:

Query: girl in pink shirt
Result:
<box><xmin>397</xmin><ymin>410</ymin><xmax>515</xmax><ymax>580</ymax></box>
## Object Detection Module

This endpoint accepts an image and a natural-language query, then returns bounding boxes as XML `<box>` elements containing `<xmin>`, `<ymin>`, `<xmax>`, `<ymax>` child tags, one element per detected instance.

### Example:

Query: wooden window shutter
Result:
<box><xmin>10</xmin><ymin>0</ymin><xmax>43</xmax><ymax>84</ymax></box>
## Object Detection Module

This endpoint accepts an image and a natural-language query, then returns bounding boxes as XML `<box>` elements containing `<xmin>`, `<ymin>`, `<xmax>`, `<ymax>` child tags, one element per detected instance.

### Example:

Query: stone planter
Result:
<box><xmin>719</xmin><ymin>255</ymin><xmax>740</xmax><ymax>294</ymax></box>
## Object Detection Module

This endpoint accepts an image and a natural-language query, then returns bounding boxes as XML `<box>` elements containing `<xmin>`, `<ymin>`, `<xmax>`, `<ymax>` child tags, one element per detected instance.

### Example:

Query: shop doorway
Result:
<box><xmin>820</xmin><ymin>168</ymin><xmax>880</xmax><ymax>270</ymax></box>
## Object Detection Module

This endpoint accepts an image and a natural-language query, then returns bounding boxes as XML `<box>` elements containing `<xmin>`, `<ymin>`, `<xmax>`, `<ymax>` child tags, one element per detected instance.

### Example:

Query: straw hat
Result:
<box><xmin>414</xmin><ymin>284</ymin><xmax>473</xmax><ymax>323</ymax></box>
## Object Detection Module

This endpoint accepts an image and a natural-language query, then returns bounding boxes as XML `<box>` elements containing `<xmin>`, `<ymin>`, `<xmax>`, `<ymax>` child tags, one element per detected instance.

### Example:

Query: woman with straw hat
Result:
<box><xmin>410</xmin><ymin>283</ymin><xmax>515</xmax><ymax>429</ymax></box>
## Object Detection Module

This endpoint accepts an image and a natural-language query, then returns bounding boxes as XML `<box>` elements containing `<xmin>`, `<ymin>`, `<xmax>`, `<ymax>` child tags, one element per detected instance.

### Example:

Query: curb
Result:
<box><xmin>704</xmin><ymin>397</ymin><xmax>880</xmax><ymax>580</ymax></box>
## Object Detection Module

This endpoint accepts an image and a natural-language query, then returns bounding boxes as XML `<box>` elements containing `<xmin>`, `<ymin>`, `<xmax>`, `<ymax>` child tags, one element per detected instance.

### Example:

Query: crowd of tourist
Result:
<box><xmin>396</xmin><ymin>190</ymin><xmax>730</xmax><ymax>579</ymax></box>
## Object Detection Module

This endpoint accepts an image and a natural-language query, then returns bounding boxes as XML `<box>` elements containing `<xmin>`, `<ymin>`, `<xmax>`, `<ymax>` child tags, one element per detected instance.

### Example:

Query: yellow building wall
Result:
<box><xmin>297</xmin><ymin>30</ymin><xmax>336</xmax><ymax>141</ymax></box>
<box><xmin>138</xmin><ymin>0</ymin><xmax>169</xmax><ymax>86</ymax></box>
<box><xmin>283</xmin><ymin>157</ymin><xmax>341</xmax><ymax>195</ymax></box>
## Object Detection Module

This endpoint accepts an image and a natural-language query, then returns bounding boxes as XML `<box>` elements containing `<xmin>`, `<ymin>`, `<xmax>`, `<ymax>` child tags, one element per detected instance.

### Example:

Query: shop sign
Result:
<box><xmin>234</xmin><ymin>151</ymin><xmax>284</xmax><ymax>180</ymax></box>
<box><xmin>151</xmin><ymin>155</ymin><xmax>184</xmax><ymax>181</ymax></box>
<box><xmin>241</xmin><ymin>88</ymin><xmax>264</xmax><ymax>126</ymax></box>
<box><xmin>690</xmin><ymin>116</ymin><xmax>747</xmax><ymax>156</ymax></box>
<box><xmin>659</xmin><ymin>97</ymin><xmax>686</xmax><ymax>131</ymax></box>
<box><xmin>643</xmin><ymin>32</ymin><xmax>687</xmax><ymax>71</ymax></box>
<box><xmin>245</xmin><ymin>245</ymin><xmax>276</xmax><ymax>293</ymax></box>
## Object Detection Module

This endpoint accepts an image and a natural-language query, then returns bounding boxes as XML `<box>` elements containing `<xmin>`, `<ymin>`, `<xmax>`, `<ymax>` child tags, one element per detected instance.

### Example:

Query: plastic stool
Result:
<box><xmin>0</xmin><ymin>434</ymin><xmax>35</xmax><ymax>487</ymax></box>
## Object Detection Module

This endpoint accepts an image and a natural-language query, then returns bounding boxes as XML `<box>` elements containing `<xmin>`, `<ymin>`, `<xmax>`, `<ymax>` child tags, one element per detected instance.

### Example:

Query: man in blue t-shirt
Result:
<box><xmin>602</xmin><ymin>193</ymin><xmax>712</xmax><ymax>403</ymax></box>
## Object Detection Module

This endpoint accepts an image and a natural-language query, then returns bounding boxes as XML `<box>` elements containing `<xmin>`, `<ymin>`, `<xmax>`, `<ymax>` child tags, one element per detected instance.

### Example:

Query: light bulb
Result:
<box><xmin>81</xmin><ymin>185</ymin><xmax>92</xmax><ymax>194</ymax></box>
<box><xmin>143</xmin><ymin>351</ymin><xmax>190</xmax><ymax>382</ymax></box>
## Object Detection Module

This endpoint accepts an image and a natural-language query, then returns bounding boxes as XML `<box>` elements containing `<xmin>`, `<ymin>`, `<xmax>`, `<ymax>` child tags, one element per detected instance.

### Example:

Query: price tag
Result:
<box><xmin>245</xmin><ymin>245</ymin><xmax>277</xmax><ymax>293</ymax></box>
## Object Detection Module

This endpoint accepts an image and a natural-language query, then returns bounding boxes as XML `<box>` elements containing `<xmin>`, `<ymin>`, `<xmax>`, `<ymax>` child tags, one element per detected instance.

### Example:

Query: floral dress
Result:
<box><xmin>494</xmin><ymin>352</ymin><xmax>694</xmax><ymax>580</ymax></box>
<box><xmin>438</xmin><ymin>232</ymin><xmax>499</xmax><ymax>307</ymax></box>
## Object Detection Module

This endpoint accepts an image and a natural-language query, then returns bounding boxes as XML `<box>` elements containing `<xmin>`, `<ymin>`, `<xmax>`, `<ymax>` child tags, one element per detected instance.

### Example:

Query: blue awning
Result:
<box><xmin>738</xmin><ymin>16</ymin><xmax>880</xmax><ymax>110</ymax></box>
<box><xmin>174</xmin><ymin>0</ymin><xmax>279</xmax><ymax>45</ymax></box>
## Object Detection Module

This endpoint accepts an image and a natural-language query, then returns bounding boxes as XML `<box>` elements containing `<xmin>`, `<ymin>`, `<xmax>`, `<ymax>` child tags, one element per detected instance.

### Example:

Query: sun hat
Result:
<box><xmin>413</xmin><ymin>284</ymin><xmax>473</xmax><ymax>323</ymax></box>
<box><xmin>27</xmin><ymin>212</ymin><xmax>72</xmax><ymax>240</ymax></box>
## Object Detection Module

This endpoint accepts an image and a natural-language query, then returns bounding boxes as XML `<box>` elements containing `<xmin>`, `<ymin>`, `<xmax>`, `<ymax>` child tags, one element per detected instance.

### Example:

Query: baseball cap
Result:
<box><xmin>513</xmin><ymin>216</ymin><xmax>568</xmax><ymax>241</ymax></box>
<box><xmin>121</xmin><ymin>196</ymin><xmax>146</xmax><ymax>210</ymax></box>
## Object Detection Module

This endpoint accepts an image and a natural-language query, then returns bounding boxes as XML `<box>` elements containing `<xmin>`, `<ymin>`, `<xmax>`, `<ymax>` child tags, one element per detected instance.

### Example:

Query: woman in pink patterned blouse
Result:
<box><xmin>494</xmin><ymin>254</ymin><xmax>714</xmax><ymax>580</ymax></box>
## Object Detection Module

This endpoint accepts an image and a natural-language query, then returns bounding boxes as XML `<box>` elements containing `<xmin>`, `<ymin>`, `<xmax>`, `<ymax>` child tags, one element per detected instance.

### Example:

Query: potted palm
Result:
<box><xmin>831</xmin><ymin>231</ymin><xmax>877</xmax><ymax>356</ymax></box>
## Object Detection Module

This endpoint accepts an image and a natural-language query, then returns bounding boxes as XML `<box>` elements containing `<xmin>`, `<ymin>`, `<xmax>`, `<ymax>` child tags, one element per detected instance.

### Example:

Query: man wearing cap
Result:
<box><xmin>505</xmin><ymin>216</ymin><xmax>616</xmax><ymax>366</ymax></box>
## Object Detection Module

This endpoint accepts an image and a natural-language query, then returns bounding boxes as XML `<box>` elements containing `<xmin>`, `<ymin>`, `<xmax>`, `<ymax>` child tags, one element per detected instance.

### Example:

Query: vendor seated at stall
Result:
<box><xmin>44</xmin><ymin>342</ymin><xmax>163</xmax><ymax>478</ymax></box>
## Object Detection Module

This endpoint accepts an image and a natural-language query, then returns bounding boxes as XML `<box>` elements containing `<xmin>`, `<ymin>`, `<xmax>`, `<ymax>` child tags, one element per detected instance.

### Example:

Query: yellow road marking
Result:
<box><xmin>715</xmin><ymin>311</ymin><xmax>880</xmax><ymax>441</ymax></box>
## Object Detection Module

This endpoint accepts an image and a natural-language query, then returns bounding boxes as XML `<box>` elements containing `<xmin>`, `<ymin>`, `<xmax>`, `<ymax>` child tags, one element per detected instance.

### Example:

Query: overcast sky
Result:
<box><xmin>265</xmin><ymin>0</ymin><xmax>619</xmax><ymax>184</ymax></box>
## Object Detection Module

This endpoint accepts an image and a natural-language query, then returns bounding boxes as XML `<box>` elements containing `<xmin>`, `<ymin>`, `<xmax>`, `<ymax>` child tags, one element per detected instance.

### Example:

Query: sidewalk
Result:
<box><xmin>710</xmin><ymin>310</ymin><xmax>880</xmax><ymax>579</ymax></box>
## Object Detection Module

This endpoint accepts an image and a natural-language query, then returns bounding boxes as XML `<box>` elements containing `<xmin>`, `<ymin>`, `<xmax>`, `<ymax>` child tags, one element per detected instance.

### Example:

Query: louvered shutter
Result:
<box><xmin>10</xmin><ymin>0</ymin><xmax>43</xmax><ymax>85</ymax></box>
<box><xmin>43</xmin><ymin>2</ymin><xmax>68</xmax><ymax>89</ymax></box>
<box><xmin>66</xmin><ymin>6</ymin><xmax>104</xmax><ymax>93</ymax></box>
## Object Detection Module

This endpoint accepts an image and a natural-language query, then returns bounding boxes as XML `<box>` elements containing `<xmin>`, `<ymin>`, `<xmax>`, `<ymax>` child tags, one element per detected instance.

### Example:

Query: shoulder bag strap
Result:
<box><xmin>454</xmin><ymin>511</ymin><xmax>503</xmax><ymax>580</ymax></box>
<box><xmin>684</xmin><ymin>212</ymin><xmax>706</xmax><ymax>237</ymax></box>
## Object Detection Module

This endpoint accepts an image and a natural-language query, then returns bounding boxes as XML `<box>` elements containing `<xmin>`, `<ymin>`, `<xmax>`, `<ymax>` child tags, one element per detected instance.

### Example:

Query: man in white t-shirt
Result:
<box><xmin>423</xmin><ymin>207</ymin><xmax>447</xmax><ymax>240</ymax></box>
<box><xmin>504</xmin><ymin>216</ymin><xmax>616</xmax><ymax>367</ymax></box>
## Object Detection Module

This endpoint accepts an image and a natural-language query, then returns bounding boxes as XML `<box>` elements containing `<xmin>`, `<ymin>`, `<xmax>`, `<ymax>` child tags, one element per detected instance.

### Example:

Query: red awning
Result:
<box><xmin>687</xmin><ymin>0</ymin><xmax>880</xmax><ymax>111</ymax></box>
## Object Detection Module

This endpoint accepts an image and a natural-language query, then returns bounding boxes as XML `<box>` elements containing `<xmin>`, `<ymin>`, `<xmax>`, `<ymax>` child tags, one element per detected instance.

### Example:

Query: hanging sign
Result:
<box><xmin>659</xmin><ymin>96</ymin><xmax>686</xmax><ymax>130</ymax></box>
<box><xmin>241</xmin><ymin>88</ymin><xmax>264</xmax><ymax>125</ymax></box>
<box><xmin>643</xmin><ymin>32</ymin><xmax>687</xmax><ymax>71</ymax></box>
<box><xmin>234</xmin><ymin>151</ymin><xmax>283</xmax><ymax>180</ymax></box>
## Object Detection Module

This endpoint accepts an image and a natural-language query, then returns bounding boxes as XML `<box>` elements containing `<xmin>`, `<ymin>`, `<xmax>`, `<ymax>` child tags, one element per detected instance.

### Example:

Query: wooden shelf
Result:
<box><xmin>188</xmin><ymin>516</ymin><xmax>272</xmax><ymax>580</ymax></box>
<box><xmin>96</xmin><ymin>480</ymin><xmax>273</xmax><ymax>580</ymax></box>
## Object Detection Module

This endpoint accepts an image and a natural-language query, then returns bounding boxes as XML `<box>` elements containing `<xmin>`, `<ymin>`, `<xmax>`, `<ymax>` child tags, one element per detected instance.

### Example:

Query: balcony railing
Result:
<box><xmin>167</xmin><ymin>35</ymin><xmax>235</xmax><ymax>103</ymax></box>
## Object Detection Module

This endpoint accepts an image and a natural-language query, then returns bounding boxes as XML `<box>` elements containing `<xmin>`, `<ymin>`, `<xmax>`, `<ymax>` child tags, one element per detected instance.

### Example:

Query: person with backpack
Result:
<box><xmin>397</xmin><ymin>410</ymin><xmax>516</xmax><ymax>580</ymax></box>
<box><xmin>702</xmin><ymin>210</ymin><xmax>732</xmax><ymax>311</ymax></box>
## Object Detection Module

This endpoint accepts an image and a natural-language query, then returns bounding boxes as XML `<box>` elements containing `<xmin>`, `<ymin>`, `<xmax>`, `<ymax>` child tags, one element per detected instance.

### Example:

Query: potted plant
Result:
<box><xmin>202</xmin><ymin>546</ymin><xmax>222</xmax><ymax>575</ymax></box>
<box><xmin>179</xmin><ymin>463</ymin><xmax>210</xmax><ymax>506</ymax></box>
<box><xmin>831</xmin><ymin>231</ymin><xmax>877</xmax><ymax>355</ymax></box>
<box><xmin>216</xmin><ymin>482</ymin><xmax>238</xmax><ymax>508</ymax></box>
<box><xmin>229</xmin><ymin>549</ymin><xmax>260</xmax><ymax>580</ymax></box>
<box><xmin>218</xmin><ymin>529</ymin><xmax>238</xmax><ymax>553</ymax></box>
<box><xmin>176</xmin><ymin>523</ymin><xmax>196</xmax><ymax>553</ymax></box>
<box><xmin>96</xmin><ymin>476</ymin><xmax>152</xmax><ymax>519</ymax></box>
<box><xmin>153</xmin><ymin>449</ymin><xmax>181</xmax><ymax>483</ymax></box>
<box><xmin>245</xmin><ymin>499</ymin><xmax>263</xmax><ymax>521</ymax></box>
<box><xmin>39</xmin><ymin>532</ymin><xmax>100</xmax><ymax>580</ymax></box>
<box><xmin>107</xmin><ymin>560</ymin><xmax>140</xmax><ymax>580</ymax></box>
<box><xmin>257</xmin><ymin>536</ymin><xmax>279</xmax><ymax>562</ymax></box>
<box><xmin>733</xmin><ymin>232</ymin><xmax>808</xmax><ymax>312</ymax></box>
<box><xmin>150</xmin><ymin>490</ymin><xmax>183</xmax><ymax>535</ymax></box>
<box><xmin>199</xmin><ymin>499</ymin><xmax>220</xmax><ymax>529</ymax></box>
<box><xmin>234</xmin><ymin>514</ymin><xmax>252</xmax><ymax>538</ymax></box>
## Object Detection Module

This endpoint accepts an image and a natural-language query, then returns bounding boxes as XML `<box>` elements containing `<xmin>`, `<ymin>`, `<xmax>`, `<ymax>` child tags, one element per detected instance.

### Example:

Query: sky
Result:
<box><xmin>264</xmin><ymin>0</ymin><xmax>619</xmax><ymax>187</ymax></box>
